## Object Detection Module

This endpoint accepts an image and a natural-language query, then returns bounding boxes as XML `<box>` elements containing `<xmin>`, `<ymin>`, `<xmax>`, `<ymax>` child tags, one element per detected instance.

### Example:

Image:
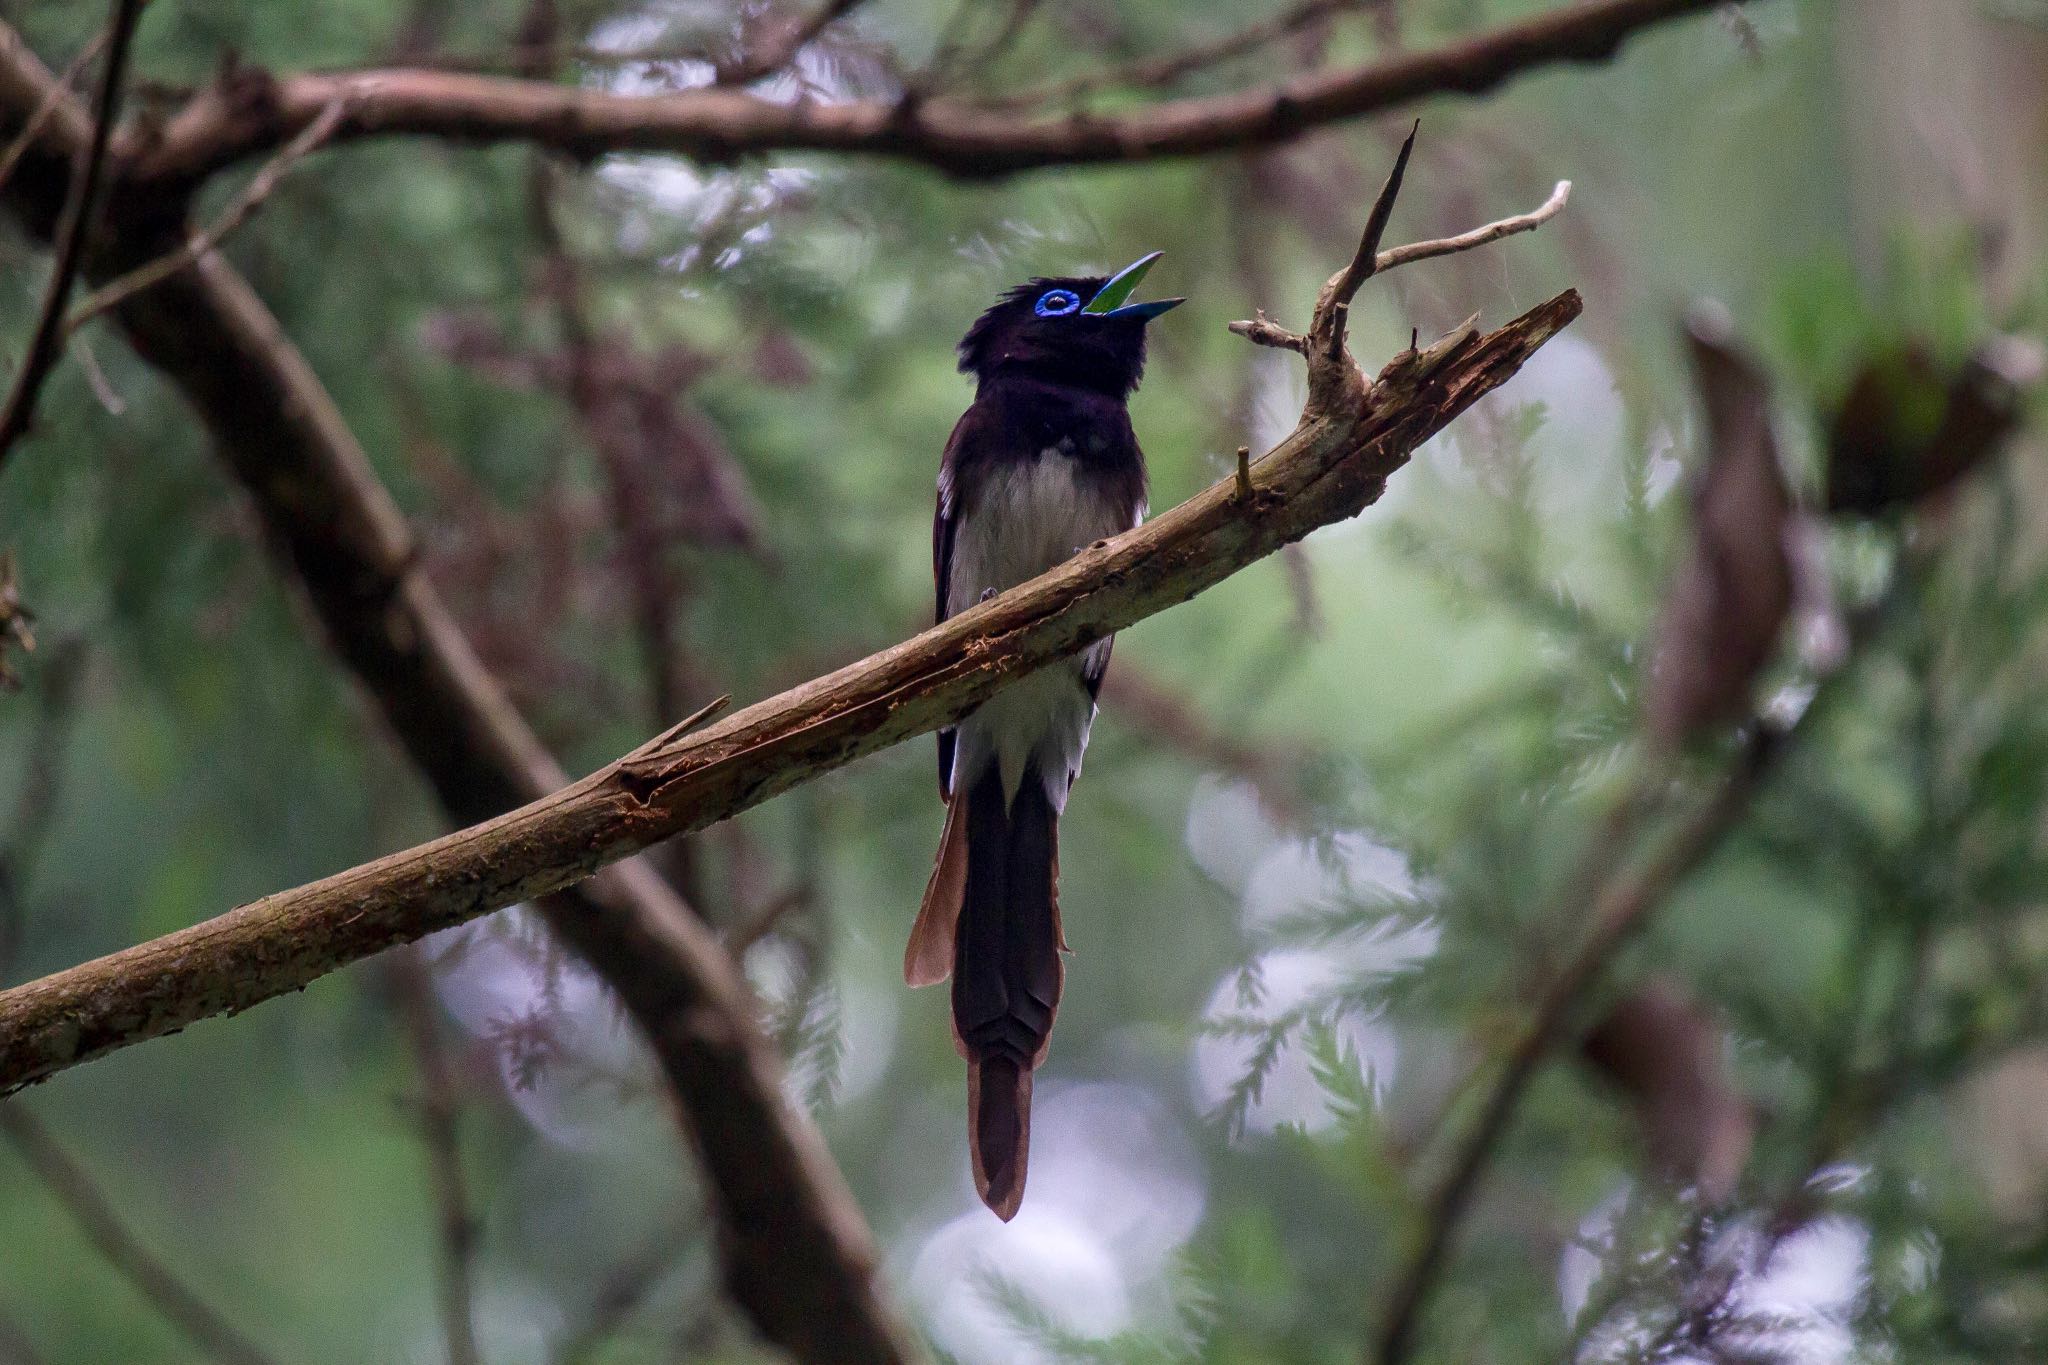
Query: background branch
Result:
<box><xmin>714</xmin><ymin>0</ymin><xmax>870</xmax><ymax>85</ymax></box>
<box><xmin>388</xmin><ymin>950</ymin><xmax>483</xmax><ymax>1365</ymax></box>
<box><xmin>0</xmin><ymin>0</ymin><xmax>143</xmax><ymax>469</ymax></box>
<box><xmin>130</xmin><ymin>0</ymin><xmax>1743</xmax><ymax>184</ymax></box>
<box><xmin>1371</xmin><ymin>732</ymin><xmax>1782</xmax><ymax>1364</ymax></box>
<box><xmin>0</xmin><ymin>638</ymin><xmax>84</xmax><ymax>973</ymax></box>
<box><xmin>0</xmin><ymin>1107</ymin><xmax>276</xmax><ymax>1365</ymax></box>
<box><xmin>982</xmin><ymin>0</ymin><xmax>1363</xmax><ymax>109</ymax></box>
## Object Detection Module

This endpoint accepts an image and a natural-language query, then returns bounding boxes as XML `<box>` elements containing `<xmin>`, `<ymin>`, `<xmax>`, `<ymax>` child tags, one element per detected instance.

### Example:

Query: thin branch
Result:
<box><xmin>0</xmin><ymin>0</ymin><xmax>143</xmax><ymax>470</ymax></box>
<box><xmin>714</xmin><ymin>0</ymin><xmax>869</xmax><ymax>86</ymax></box>
<box><xmin>919</xmin><ymin>0</ymin><xmax>1042</xmax><ymax>97</ymax></box>
<box><xmin>1334</xmin><ymin>120</ymin><xmax>1417</xmax><ymax>300</ymax></box>
<box><xmin>130</xmin><ymin>0</ymin><xmax>1746</xmax><ymax>184</ymax></box>
<box><xmin>65</xmin><ymin>98</ymin><xmax>348</xmax><ymax>334</ymax></box>
<box><xmin>0</xmin><ymin>31</ymin><xmax>106</xmax><ymax>198</ymax></box>
<box><xmin>389</xmin><ymin>950</ymin><xmax>483</xmax><ymax>1365</ymax></box>
<box><xmin>726</xmin><ymin>880</ymin><xmax>817</xmax><ymax>958</ymax></box>
<box><xmin>554</xmin><ymin>1217</ymin><xmax>696</xmax><ymax>1365</ymax></box>
<box><xmin>1374</xmin><ymin>176</ymin><xmax>1571</xmax><ymax>273</ymax></box>
<box><xmin>983</xmin><ymin>0</ymin><xmax>1363</xmax><ymax>110</ymax></box>
<box><xmin>1097</xmin><ymin>667</ymin><xmax>1315</xmax><ymax>825</ymax></box>
<box><xmin>0</xmin><ymin>638</ymin><xmax>86</xmax><ymax>976</ymax></box>
<box><xmin>521</xmin><ymin>28</ymin><xmax>716</xmax><ymax>905</ymax></box>
<box><xmin>0</xmin><ymin>1107</ymin><xmax>277</xmax><ymax>1365</ymax></box>
<box><xmin>0</xmin><ymin>286</ymin><xmax>1582</xmax><ymax>1095</ymax></box>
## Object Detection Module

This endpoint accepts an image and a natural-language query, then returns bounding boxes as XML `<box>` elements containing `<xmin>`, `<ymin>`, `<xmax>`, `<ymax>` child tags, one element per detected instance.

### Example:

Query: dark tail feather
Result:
<box><xmin>953</xmin><ymin>764</ymin><xmax>1064</xmax><ymax>1220</ymax></box>
<box><xmin>968</xmin><ymin>1054</ymin><xmax>1032</xmax><ymax>1220</ymax></box>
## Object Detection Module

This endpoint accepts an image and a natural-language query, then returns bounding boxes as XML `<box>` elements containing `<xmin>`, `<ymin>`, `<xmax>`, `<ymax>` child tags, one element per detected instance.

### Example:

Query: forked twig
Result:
<box><xmin>1224</xmin><ymin>125</ymin><xmax>1571</xmax><ymax>500</ymax></box>
<box><xmin>1229</xmin><ymin>124</ymin><xmax>1570</xmax><ymax>375</ymax></box>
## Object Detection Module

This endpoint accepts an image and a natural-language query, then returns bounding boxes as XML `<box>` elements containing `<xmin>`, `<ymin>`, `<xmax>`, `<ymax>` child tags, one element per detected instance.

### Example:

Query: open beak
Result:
<box><xmin>1082</xmin><ymin>251</ymin><xmax>1185</xmax><ymax>320</ymax></box>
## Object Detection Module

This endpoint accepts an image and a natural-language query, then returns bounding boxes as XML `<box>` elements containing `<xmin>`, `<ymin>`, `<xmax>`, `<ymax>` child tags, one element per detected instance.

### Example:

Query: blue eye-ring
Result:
<box><xmin>1033</xmin><ymin>288</ymin><xmax>1081</xmax><ymax>317</ymax></box>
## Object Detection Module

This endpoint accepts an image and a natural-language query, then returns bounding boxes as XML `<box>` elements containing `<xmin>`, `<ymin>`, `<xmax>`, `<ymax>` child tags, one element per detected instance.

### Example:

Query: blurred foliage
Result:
<box><xmin>0</xmin><ymin>0</ymin><xmax>2045</xmax><ymax>1362</ymax></box>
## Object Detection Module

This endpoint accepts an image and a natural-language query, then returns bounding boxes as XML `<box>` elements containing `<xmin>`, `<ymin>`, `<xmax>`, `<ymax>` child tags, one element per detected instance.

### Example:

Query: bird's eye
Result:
<box><xmin>1033</xmin><ymin>289</ymin><xmax>1081</xmax><ymax>317</ymax></box>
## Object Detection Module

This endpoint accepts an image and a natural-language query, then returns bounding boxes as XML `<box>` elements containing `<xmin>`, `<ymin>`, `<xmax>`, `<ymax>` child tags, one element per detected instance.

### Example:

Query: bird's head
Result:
<box><xmin>957</xmin><ymin>252</ymin><xmax>1184</xmax><ymax>398</ymax></box>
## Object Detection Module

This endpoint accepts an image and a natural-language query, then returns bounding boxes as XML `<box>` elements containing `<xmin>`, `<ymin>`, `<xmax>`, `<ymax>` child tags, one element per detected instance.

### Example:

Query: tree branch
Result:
<box><xmin>1098</xmin><ymin>667</ymin><xmax>1317</xmax><ymax>826</ymax></box>
<box><xmin>1229</xmin><ymin>156</ymin><xmax>1570</xmax><ymax>362</ymax></box>
<box><xmin>0</xmin><ymin>0</ymin><xmax>143</xmax><ymax>470</ymax></box>
<box><xmin>130</xmin><ymin>0</ymin><xmax>1741</xmax><ymax>185</ymax></box>
<box><xmin>555</xmin><ymin>1216</ymin><xmax>697</xmax><ymax>1365</ymax></box>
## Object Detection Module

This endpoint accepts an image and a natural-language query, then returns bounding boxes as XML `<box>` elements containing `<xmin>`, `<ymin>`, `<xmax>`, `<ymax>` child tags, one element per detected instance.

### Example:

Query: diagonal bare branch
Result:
<box><xmin>1312</xmin><ymin>118</ymin><xmax>1417</xmax><ymax>361</ymax></box>
<box><xmin>1363</xmin><ymin>604</ymin><xmax>1892</xmax><ymax>1363</ymax></box>
<box><xmin>0</xmin><ymin>285</ymin><xmax>1581</xmax><ymax>1099</ymax></box>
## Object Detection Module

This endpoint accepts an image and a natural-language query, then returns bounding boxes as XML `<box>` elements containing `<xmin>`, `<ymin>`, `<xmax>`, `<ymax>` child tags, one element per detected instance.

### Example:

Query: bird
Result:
<box><xmin>905</xmin><ymin>253</ymin><xmax>1183</xmax><ymax>1219</ymax></box>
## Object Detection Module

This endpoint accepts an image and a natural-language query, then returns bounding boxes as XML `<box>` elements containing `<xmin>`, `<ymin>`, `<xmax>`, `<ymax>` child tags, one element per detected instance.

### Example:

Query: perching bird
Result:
<box><xmin>905</xmin><ymin>253</ymin><xmax>1182</xmax><ymax>1219</ymax></box>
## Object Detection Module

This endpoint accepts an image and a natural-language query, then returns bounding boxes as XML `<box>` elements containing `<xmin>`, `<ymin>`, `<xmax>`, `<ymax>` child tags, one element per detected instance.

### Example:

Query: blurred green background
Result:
<box><xmin>1</xmin><ymin>0</ymin><xmax>2045</xmax><ymax>1360</ymax></box>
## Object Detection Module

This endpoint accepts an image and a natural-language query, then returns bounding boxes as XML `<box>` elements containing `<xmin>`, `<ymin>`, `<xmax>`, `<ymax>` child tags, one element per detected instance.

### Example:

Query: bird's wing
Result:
<box><xmin>933</xmin><ymin>404</ymin><xmax>986</xmax><ymax>801</ymax></box>
<box><xmin>1081</xmin><ymin>415</ymin><xmax>1149</xmax><ymax>709</ymax></box>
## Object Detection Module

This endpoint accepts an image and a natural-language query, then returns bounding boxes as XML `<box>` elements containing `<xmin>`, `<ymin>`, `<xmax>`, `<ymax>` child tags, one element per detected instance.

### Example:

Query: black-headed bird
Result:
<box><xmin>906</xmin><ymin>254</ymin><xmax>1182</xmax><ymax>1219</ymax></box>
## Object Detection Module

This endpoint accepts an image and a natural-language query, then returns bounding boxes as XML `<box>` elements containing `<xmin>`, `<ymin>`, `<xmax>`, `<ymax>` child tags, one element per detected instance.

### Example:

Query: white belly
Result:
<box><xmin>947</xmin><ymin>447</ymin><xmax>1141</xmax><ymax>810</ymax></box>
